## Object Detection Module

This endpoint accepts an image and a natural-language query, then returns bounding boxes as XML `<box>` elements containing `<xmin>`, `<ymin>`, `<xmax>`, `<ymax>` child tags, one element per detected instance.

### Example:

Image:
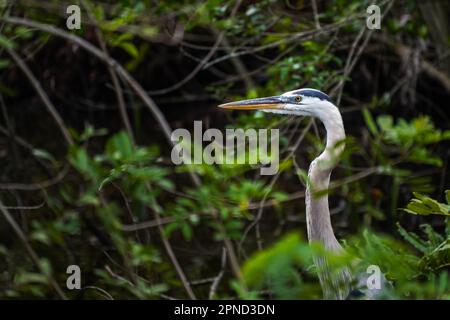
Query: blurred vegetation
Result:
<box><xmin>0</xmin><ymin>0</ymin><xmax>449</xmax><ymax>299</ymax></box>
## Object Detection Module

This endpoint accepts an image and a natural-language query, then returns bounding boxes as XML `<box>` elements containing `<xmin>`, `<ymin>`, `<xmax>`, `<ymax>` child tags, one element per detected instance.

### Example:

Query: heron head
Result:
<box><xmin>218</xmin><ymin>88</ymin><xmax>335</xmax><ymax>118</ymax></box>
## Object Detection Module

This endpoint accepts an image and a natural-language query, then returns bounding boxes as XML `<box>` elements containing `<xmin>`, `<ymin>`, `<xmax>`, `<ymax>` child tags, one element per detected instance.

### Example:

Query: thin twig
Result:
<box><xmin>121</xmin><ymin>216</ymin><xmax>176</xmax><ymax>231</ymax></box>
<box><xmin>0</xmin><ymin>93</ymin><xmax>22</xmax><ymax>169</ymax></box>
<box><xmin>0</xmin><ymin>17</ymin><xmax>172</xmax><ymax>144</ymax></box>
<box><xmin>0</xmin><ymin>165</ymin><xmax>69</xmax><ymax>190</ymax></box>
<box><xmin>146</xmin><ymin>184</ymin><xmax>197</xmax><ymax>299</ymax></box>
<box><xmin>202</xmin><ymin>14</ymin><xmax>363</xmax><ymax>70</ymax></box>
<box><xmin>311</xmin><ymin>0</ymin><xmax>321</xmax><ymax>29</ymax></box>
<box><xmin>0</xmin><ymin>201</ymin><xmax>45</xmax><ymax>210</ymax></box>
<box><xmin>239</xmin><ymin>119</ymin><xmax>312</xmax><ymax>249</ymax></box>
<box><xmin>0</xmin><ymin>199</ymin><xmax>67</xmax><ymax>299</ymax></box>
<box><xmin>209</xmin><ymin>247</ymin><xmax>227</xmax><ymax>299</ymax></box>
<box><xmin>81</xmin><ymin>0</ymin><xmax>135</xmax><ymax>143</ymax></box>
<box><xmin>6</xmin><ymin>47</ymin><xmax>73</xmax><ymax>145</ymax></box>
<box><xmin>0</xmin><ymin>14</ymin><xmax>245</xmax><ymax>291</ymax></box>
<box><xmin>82</xmin><ymin>286</ymin><xmax>114</xmax><ymax>300</ymax></box>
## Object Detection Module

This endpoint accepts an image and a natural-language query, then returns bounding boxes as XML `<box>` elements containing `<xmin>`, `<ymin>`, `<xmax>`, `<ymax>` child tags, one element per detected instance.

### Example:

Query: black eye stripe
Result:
<box><xmin>291</xmin><ymin>89</ymin><xmax>331</xmax><ymax>102</ymax></box>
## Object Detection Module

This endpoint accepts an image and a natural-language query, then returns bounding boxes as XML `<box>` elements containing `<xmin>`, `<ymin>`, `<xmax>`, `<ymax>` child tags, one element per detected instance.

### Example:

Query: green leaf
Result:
<box><xmin>397</xmin><ymin>223</ymin><xmax>429</xmax><ymax>254</ymax></box>
<box><xmin>79</xmin><ymin>192</ymin><xmax>100</xmax><ymax>206</ymax></box>
<box><xmin>420</xmin><ymin>224</ymin><xmax>444</xmax><ymax>248</ymax></box>
<box><xmin>0</xmin><ymin>34</ymin><xmax>16</xmax><ymax>49</ymax></box>
<box><xmin>377</xmin><ymin>115</ymin><xmax>393</xmax><ymax>131</ymax></box>
<box><xmin>106</xmin><ymin>131</ymin><xmax>134</xmax><ymax>161</ymax></box>
<box><xmin>15</xmin><ymin>272</ymin><xmax>48</xmax><ymax>285</ymax></box>
<box><xmin>362</xmin><ymin>108</ymin><xmax>378</xmax><ymax>136</ymax></box>
<box><xmin>15</xmin><ymin>26</ymin><xmax>34</xmax><ymax>39</ymax></box>
<box><xmin>119</xmin><ymin>42</ymin><xmax>139</xmax><ymax>58</ymax></box>
<box><xmin>0</xmin><ymin>58</ymin><xmax>10</xmax><ymax>69</ymax></box>
<box><xmin>403</xmin><ymin>192</ymin><xmax>450</xmax><ymax>216</ymax></box>
<box><xmin>420</xmin><ymin>239</ymin><xmax>450</xmax><ymax>271</ymax></box>
<box><xmin>69</xmin><ymin>147</ymin><xmax>100</xmax><ymax>181</ymax></box>
<box><xmin>242</xmin><ymin>233</ymin><xmax>310</xmax><ymax>286</ymax></box>
<box><xmin>32</xmin><ymin>148</ymin><xmax>56</xmax><ymax>165</ymax></box>
<box><xmin>181</xmin><ymin>224</ymin><xmax>193</xmax><ymax>241</ymax></box>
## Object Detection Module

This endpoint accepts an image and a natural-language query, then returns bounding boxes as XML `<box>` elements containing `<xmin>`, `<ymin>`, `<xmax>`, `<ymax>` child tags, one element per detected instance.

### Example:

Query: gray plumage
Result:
<box><xmin>219</xmin><ymin>88</ymin><xmax>387</xmax><ymax>299</ymax></box>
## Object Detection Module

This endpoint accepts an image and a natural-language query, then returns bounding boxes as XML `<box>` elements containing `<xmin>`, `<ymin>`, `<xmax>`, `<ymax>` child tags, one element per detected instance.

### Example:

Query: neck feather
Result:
<box><xmin>304</xmin><ymin>104</ymin><xmax>352</xmax><ymax>299</ymax></box>
<box><xmin>305</xmin><ymin>106</ymin><xmax>345</xmax><ymax>250</ymax></box>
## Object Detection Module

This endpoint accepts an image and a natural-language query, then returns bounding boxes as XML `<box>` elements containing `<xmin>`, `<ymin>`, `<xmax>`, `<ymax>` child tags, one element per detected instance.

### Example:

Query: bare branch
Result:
<box><xmin>0</xmin><ymin>199</ymin><xmax>67</xmax><ymax>299</ymax></box>
<box><xmin>6</xmin><ymin>47</ymin><xmax>74</xmax><ymax>145</ymax></box>
<box><xmin>81</xmin><ymin>0</ymin><xmax>135</xmax><ymax>143</ymax></box>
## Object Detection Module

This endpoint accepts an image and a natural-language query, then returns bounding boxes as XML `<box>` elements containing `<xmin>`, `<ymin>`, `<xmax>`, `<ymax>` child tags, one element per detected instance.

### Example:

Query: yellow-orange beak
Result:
<box><xmin>218</xmin><ymin>96</ymin><xmax>284</xmax><ymax>110</ymax></box>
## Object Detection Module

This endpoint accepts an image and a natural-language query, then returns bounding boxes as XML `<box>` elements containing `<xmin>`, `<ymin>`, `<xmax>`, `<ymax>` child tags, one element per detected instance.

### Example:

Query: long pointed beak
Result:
<box><xmin>218</xmin><ymin>96</ymin><xmax>284</xmax><ymax>110</ymax></box>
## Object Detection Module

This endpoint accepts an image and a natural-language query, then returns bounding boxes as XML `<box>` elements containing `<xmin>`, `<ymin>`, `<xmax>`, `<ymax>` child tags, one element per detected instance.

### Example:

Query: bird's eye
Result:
<box><xmin>295</xmin><ymin>96</ymin><xmax>302</xmax><ymax>103</ymax></box>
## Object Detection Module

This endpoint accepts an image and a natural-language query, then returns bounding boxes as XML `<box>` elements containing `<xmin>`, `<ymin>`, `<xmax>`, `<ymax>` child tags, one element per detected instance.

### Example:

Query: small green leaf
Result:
<box><xmin>377</xmin><ymin>115</ymin><xmax>393</xmax><ymax>132</ymax></box>
<box><xmin>0</xmin><ymin>34</ymin><xmax>16</xmax><ymax>49</ymax></box>
<box><xmin>0</xmin><ymin>58</ymin><xmax>10</xmax><ymax>69</ymax></box>
<box><xmin>362</xmin><ymin>108</ymin><xmax>378</xmax><ymax>136</ymax></box>
<box><xmin>119</xmin><ymin>42</ymin><xmax>139</xmax><ymax>58</ymax></box>
<box><xmin>32</xmin><ymin>148</ymin><xmax>56</xmax><ymax>164</ymax></box>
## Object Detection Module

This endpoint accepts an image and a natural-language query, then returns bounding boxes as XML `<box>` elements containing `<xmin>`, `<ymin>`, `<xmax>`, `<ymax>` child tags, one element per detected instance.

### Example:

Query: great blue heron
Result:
<box><xmin>219</xmin><ymin>88</ymin><xmax>355</xmax><ymax>299</ymax></box>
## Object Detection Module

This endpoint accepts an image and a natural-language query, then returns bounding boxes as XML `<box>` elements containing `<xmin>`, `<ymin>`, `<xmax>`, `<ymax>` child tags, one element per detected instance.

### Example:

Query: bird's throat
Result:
<box><xmin>304</xmin><ymin>105</ymin><xmax>351</xmax><ymax>299</ymax></box>
<box><xmin>305</xmin><ymin>107</ymin><xmax>345</xmax><ymax>248</ymax></box>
